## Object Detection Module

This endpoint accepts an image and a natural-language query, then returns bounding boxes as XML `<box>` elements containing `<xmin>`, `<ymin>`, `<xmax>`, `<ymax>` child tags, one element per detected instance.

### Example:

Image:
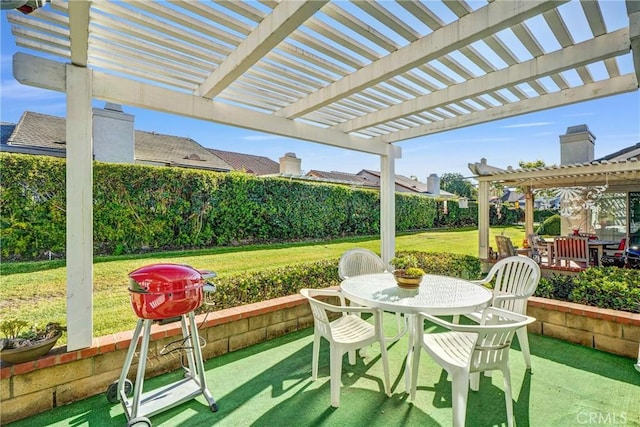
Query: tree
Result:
<box><xmin>517</xmin><ymin>160</ymin><xmax>557</xmax><ymax>204</ymax></box>
<box><xmin>440</xmin><ymin>173</ymin><xmax>476</xmax><ymax>199</ymax></box>
<box><xmin>519</xmin><ymin>160</ymin><xmax>546</xmax><ymax>169</ymax></box>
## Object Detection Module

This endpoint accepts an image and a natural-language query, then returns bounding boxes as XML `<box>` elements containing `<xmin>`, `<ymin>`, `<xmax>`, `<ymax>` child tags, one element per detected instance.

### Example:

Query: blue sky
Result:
<box><xmin>1</xmin><ymin>2</ymin><xmax>639</xmax><ymax>180</ymax></box>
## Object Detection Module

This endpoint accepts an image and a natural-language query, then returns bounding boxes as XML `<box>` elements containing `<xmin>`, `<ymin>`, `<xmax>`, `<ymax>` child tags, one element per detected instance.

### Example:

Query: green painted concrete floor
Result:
<box><xmin>8</xmin><ymin>314</ymin><xmax>640</xmax><ymax>427</ymax></box>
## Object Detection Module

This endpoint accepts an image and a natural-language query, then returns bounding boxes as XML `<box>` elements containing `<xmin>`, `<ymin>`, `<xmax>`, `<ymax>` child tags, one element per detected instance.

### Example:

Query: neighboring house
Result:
<box><xmin>2</xmin><ymin>109</ymin><xmax>451</xmax><ymax>197</ymax></box>
<box><xmin>304</xmin><ymin>170</ymin><xmax>378</xmax><ymax>189</ymax></box>
<box><xmin>357</xmin><ymin>169</ymin><xmax>457</xmax><ymax>199</ymax></box>
<box><xmin>134</xmin><ymin>130</ymin><xmax>232</xmax><ymax>171</ymax></box>
<box><xmin>596</xmin><ymin>142</ymin><xmax>640</xmax><ymax>162</ymax></box>
<box><xmin>208</xmin><ymin>148</ymin><xmax>279</xmax><ymax>176</ymax></box>
<box><xmin>1</xmin><ymin>111</ymin><xmax>236</xmax><ymax>172</ymax></box>
<box><xmin>304</xmin><ymin>169</ymin><xmax>455</xmax><ymax>198</ymax></box>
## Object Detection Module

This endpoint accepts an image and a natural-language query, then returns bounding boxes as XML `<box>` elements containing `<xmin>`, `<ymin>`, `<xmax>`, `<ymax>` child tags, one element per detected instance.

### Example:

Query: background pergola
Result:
<box><xmin>469</xmin><ymin>158</ymin><xmax>640</xmax><ymax>260</ymax></box>
<box><xmin>5</xmin><ymin>0</ymin><xmax>640</xmax><ymax>349</ymax></box>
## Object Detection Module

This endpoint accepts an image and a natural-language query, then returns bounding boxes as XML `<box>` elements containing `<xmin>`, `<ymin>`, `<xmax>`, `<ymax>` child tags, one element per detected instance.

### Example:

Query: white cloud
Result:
<box><xmin>500</xmin><ymin>122</ymin><xmax>553</xmax><ymax>129</ymax></box>
<box><xmin>1</xmin><ymin>79</ymin><xmax>63</xmax><ymax>101</ymax></box>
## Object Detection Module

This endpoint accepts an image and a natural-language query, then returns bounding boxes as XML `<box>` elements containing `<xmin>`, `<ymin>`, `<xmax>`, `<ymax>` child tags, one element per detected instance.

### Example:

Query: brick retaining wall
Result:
<box><xmin>1</xmin><ymin>295</ymin><xmax>638</xmax><ymax>424</ymax></box>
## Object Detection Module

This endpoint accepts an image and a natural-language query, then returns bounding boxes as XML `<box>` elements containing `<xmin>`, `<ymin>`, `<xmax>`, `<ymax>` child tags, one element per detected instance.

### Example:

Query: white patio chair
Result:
<box><xmin>454</xmin><ymin>256</ymin><xmax>540</xmax><ymax>370</ymax></box>
<box><xmin>410</xmin><ymin>307</ymin><xmax>536</xmax><ymax>427</ymax></box>
<box><xmin>338</xmin><ymin>248</ymin><xmax>406</xmax><ymax>342</ymax></box>
<box><xmin>300</xmin><ymin>288</ymin><xmax>391</xmax><ymax>408</ymax></box>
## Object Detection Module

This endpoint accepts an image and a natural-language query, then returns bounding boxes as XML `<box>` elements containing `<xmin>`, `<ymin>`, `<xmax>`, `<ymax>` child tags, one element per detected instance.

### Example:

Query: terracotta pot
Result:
<box><xmin>0</xmin><ymin>332</ymin><xmax>62</xmax><ymax>365</ymax></box>
<box><xmin>393</xmin><ymin>270</ymin><xmax>423</xmax><ymax>289</ymax></box>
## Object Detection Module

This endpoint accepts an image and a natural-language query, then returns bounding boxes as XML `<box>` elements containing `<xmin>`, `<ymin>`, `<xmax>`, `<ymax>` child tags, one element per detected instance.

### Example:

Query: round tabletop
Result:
<box><xmin>340</xmin><ymin>273</ymin><xmax>493</xmax><ymax>316</ymax></box>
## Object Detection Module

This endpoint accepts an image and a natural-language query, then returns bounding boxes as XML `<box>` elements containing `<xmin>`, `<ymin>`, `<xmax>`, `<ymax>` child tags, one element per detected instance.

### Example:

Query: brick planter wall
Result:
<box><xmin>1</xmin><ymin>294</ymin><xmax>638</xmax><ymax>424</ymax></box>
<box><xmin>0</xmin><ymin>294</ymin><xmax>314</xmax><ymax>424</ymax></box>
<box><xmin>527</xmin><ymin>297</ymin><xmax>640</xmax><ymax>358</ymax></box>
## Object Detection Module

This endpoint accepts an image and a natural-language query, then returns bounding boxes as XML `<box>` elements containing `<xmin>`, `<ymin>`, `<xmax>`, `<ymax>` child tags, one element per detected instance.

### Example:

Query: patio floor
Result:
<box><xmin>8</xmin><ymin>314</ymin><xmax>640</xmax><ymax>427</ymax></box>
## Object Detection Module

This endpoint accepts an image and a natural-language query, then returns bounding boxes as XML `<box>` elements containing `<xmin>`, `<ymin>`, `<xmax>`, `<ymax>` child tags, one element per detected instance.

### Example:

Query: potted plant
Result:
<box><xmin>0</xmin><ymin>318</ymin><xmax>65</xmax><ymax>365</ymax></box>
<box><xmin>391</xmin><ymin>254</ymin><xmax>425</xmax><ymax>288</ymax></box>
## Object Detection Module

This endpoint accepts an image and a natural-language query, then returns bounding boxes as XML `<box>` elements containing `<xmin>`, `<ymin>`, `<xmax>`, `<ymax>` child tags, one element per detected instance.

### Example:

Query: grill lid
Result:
<box><xmin>128</xmin><ymin>263</ymin><xmax>205</xmax><ymax>294</ymax></box>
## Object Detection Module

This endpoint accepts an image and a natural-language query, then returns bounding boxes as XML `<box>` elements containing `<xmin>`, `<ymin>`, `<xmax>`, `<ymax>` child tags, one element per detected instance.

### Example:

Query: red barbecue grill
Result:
<box><xmin>106</xmin><ymin>263</ymin><xmax>218</xmax><ymax>427</ymax></box>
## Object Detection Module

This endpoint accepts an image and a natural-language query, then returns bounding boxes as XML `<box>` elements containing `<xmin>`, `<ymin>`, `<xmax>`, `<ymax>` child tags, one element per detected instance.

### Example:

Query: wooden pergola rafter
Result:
<box><xmin>5</xmin><ymin>0</ymin><xmax>639</xmax><ymax>349</ymax></box>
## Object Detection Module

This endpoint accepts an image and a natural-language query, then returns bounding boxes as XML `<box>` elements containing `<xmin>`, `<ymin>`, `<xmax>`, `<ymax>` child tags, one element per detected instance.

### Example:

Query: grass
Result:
<box><xmin>0</xmin><ymin>226</ymin><xmax>526</xmax><ymax>342</ymax></box>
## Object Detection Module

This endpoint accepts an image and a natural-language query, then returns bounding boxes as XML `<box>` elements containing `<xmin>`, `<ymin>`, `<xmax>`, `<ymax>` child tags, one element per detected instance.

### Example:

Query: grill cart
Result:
<box><xmin>106</xmin><ymin>263</ymin><xmax>218</xmax><ymax>427</ymax></box>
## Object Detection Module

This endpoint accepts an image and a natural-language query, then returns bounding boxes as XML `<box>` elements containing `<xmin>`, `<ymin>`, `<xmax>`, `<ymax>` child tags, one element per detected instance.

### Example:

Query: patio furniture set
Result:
<box><xmin>496</xmin><ymin>234</ymin><xmax>634</xmax><ymax>269</ymax></box>
<box><xmin>302</xmin><ymin>248</ymin><xmax>541</xmax><ymax>427</ymax></box>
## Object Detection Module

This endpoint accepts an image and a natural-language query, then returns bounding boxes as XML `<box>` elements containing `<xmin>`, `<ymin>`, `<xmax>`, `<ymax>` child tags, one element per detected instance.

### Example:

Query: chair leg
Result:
<box><xmin>348</xmin><ymin>349</ymin><xmax>356</xmax><ymax>365</ymax></box>
<box><xmin>452</xmin><ymin>314</ymin><xmax>460</xmax><ymax>324</ymax></box>
<box><xmin>516</xmin><ymin>327</ymin><xmax>532</xmax><ymax>370</ymax></box>
<box><xmin>330</xmin><ymin>346</ymin><xmax>343</xmax><ymax>408</ymax></box>
<box><xmin>451</xmin><ymin>372</ymin><xmax>470</xmax><ymax>427</ymax></box>
<box><xmin>379</xmin><ymin>339</ymin><xmax>391</xmax><ymax>397</ymax></box>
<box><xmin>312</xmin><ymin>333</ymin><xmax>321</xmax><ymax>380</ymax></box>
<box><xmin>469</xmin><ymin>372</ymin><xmax>480</xmax><ymax>391</ymax></box>
<box><xmin>409</xmin><ymin>340</ymin><xmax>422</xmax><ymax>401</ymax></box>
<box><xmin>502</xmin><ymin>366</ymin><xmax>514</xmax><ymax>427</ymax></box>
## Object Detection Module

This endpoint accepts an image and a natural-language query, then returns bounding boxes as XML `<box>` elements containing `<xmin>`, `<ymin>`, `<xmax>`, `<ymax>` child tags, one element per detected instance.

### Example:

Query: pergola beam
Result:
<box><xmin>196</xmin><ymin>0</ymin><xmax>327</xmax><ymax>98</ymax></box>
<box><xmin>628</xmin><ymin>0</ymin><xmax>640</xmax><ymax>86</ymax></box>
<box><xmin>276</xmin><ymin>0</ymin><xmax>565</xmax><ymax>119</ymax></box>
<box><xmin>374</xmin><ymin>74</ymin><xmax>638</xmax><ymax>144</ymax></box>
<box><xmin>13</xmin><ymin>52</ymin><xmax>390</xmax><ymax>157</ymax></box>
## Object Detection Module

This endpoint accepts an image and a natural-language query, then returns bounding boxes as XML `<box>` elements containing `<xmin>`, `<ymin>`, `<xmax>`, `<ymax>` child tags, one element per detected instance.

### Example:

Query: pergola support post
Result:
<box><xmin>380</xmin><ymin>146</ymin><xmax>399</xmax><ymax>267</ymax></box>
<box><xmin>525</xmin><ymin>187</ymin><xmax>535</xmax><ymax>238</ymax></box>
<box><xmin>65</xmin><ymin>64</ymin><xmax>94</xmax><ymax>350</ymax></box>
<box><xmin>478</xmin><ymin>181</ymin><xmax>490</xmax><ymax>261</ymax></box>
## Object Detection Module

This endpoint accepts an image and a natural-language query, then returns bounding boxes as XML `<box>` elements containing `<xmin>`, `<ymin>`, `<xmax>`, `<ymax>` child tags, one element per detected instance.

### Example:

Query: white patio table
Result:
<box><xmin>340</xmin><ymin>273</ymin><xmax>493</xmax><ymax>393</ymax></box>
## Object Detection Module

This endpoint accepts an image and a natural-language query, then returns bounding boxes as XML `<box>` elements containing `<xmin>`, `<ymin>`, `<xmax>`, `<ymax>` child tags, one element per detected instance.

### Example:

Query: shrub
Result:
<box><xmin>203</xmin><ymin>259</ymin><xmax>340</xmax><ymax>311</ymax></box>
<box><xmin>393</xmin><ymin>251</ymin><xmax>482</xmax><ymax>280</ymax></box>
<box><xmin>535</xmin><ymin>274</ymin><xmax>575</xmax><ymax>301</ymax></box>
<box><xmin>200</xmin><ymin>251</ymin><xmax>482</xmax><ymax>312</ymax></box>
<box><xmin>535</xmin><ymin>267</ymin><xmax>640</xmax><ymax>313</ymax></box>
<box><xmin>570</xmin><ymin>267</ymin><xmax>640</xmax><ymax>313</ymax></box>
<box><xmin>536</xmin><ymin>214</ymin><xmax>561</xmax><ymax>236</ymax></box>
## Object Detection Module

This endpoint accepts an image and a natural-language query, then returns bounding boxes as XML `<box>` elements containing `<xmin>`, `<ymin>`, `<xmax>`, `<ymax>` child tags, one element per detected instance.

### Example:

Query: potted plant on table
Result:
<box><xmin>0</xmin><ymin>318</ymin><xmax>65</xmax><ymax>365</ymax></box>
<box><xmin>391</xmin><ymin>254</ymin><xmax>425</xmax><ymax>289</ymax></box>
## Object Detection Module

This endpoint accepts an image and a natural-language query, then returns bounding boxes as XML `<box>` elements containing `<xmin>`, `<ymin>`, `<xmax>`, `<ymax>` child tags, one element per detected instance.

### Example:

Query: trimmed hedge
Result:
<box><xmin>1</xmin><ymin>154</ymin><xmax>521</xmax><ymax>260</ymax></box>
<box><xmin>535</xmin><ymin>267</ymin><xmax>640</xmax><ymax>313</ymax></box>
<box><xmin>202</xmin><ymin>251</ymin><xmax>482</xmax><ymax>312</ymax></box>
<box><xmin>206</xmin><ymin>253</ymin><xmax>636</xmax><ymax>314</ymax></box>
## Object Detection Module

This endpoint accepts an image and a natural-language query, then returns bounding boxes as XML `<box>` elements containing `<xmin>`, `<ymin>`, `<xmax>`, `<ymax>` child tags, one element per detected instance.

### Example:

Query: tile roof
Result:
<box><xmin>134</xmin><ymin>130</ymin><xmax>232</xmax><ymax>171</ymax></box>
<box><xmin>596</xmin><ymin>142</ymin><xmax>640</xmax><ymax>162</ymax></box>
<box><xmin>305</xmin><ymin>170</ymin><xmax>378</xmax><ymax>188</ymax></box>
<box><xmin>9</xmin><ymin>112</ymin><xmax>67</xmax><ymax>149</ymax></box>
<box><xmin>3</xmin><ymin>111</ymin><xmax>234</xmax><ymax>171</ymax></box>
<box><xmin>208</xmin><ymin>148</ymin><xmax>279</xmax><ymax>175</ymax></box>
<box><xmin>358</xmin><ymin>169</ymin><xmax>456</xmax><ymax>198</ymax></box>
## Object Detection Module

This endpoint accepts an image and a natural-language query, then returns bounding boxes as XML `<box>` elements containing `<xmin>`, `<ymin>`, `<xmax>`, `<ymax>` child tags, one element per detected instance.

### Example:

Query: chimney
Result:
<box><xmin>92</xmin><ymin>103</ymin><xmax>135</xmax><ymax>163</ymax></box>
<box><xmin>560</xmin><ymin>124</ymin><xmax>595</xmax><ymax>165</ymax></box>
<box><xmin>427</xmin><ymin>173</ymin><xmax>440</xmax><ymax>196</ymax></box>
<box><xmin>279</xmin><ymin>152</ymin><xmax>302</xmax><ymax>176</ymax></box>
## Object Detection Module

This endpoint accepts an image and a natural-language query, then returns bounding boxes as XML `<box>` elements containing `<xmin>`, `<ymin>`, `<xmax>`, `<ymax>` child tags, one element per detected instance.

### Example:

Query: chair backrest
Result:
<box><xmin>469</xmin><ymin>308</ymin><xmax>536</xmax><ymax>371</ymax></box>
<box><xmin>554</xmin><ymin>236</ymin><xmax>589</xmax><ymax>264</ymax></box>
<box><xmin>338</xmin><ymin>248</ymin><xmax>386</xmax><ymax>279</ymax></box>
<box><xmin>300</xmin><ymin>289</ymin><xmax>335</xmax><ymax>340</ymax></box>
<box><xmin>484</xmin><ymin>256</ymin><xmax>541</xmax><ymax>314</ymax></box>
<box><xmin>495</xmin><ymin>235</ymin><xmax>517</xmax><ymax>258</ymax></box>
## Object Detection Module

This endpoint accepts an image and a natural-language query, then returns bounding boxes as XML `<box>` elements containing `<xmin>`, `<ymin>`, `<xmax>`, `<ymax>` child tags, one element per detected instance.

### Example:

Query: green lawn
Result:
<box><xmin>0</xmin><ymin>226</ymin><xmax>526</xmax><ymax>342</ymax></box>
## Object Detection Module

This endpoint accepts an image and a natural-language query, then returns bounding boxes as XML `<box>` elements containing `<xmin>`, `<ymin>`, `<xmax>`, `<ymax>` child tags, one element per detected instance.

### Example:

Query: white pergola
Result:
<box><xmin>5</xmin><ymin>0</ymin><xmax>639</xmax><ymax>349</ymax></box>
